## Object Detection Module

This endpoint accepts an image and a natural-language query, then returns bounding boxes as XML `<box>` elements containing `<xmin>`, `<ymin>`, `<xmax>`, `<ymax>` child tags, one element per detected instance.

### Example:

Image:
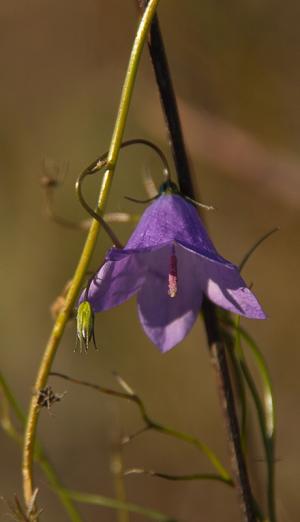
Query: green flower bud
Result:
<box><xmin>76</xmin><ymin>301</ymin><xmax>97</xmax><ymax>352</ymax></box>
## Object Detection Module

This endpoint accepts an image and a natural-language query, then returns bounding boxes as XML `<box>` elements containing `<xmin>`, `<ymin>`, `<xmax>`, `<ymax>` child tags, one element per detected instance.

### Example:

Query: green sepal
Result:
<box><xmin>76</xmin><ymin>301</ymin><xmax>97</xmax><ymax>352</ymax></box>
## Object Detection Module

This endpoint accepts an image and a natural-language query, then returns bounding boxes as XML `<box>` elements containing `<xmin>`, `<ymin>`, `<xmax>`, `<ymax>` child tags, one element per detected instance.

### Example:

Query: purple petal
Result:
<box><xmin>125</xmin><ymin>195</ymin><xmax>224</xmax><ymax>262</ymax></box>
<box><xmin>137</xmin><ymin>245</ymin><xmax>203</xmax><ymax>352</ymax></box>
<box><xmin>83</xmin><ymin>251</ymin><xmax>146</xmax><ymax>312</ymax></box>
<box><xmin>192</xmin><ymin>252</ymin><xmax>266</xmax><ymax>319</ymax></box>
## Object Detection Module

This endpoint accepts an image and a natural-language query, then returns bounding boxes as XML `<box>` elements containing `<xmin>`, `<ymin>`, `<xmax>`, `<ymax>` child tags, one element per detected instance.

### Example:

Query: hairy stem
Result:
<box><xmin>22</xmin><ymin>0</ymin><xmax>160</xmax><ymax>511</ymax></box>
<box><xmin>136</xmin><ymin>2</ymin><xmax>257</xmax><ymax>520</ymax></box>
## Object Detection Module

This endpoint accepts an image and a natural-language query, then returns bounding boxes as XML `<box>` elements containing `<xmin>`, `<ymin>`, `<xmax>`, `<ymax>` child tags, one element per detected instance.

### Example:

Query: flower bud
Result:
<box><xmin>76</xmin><ymin>301</ymin><xmax>96</xmax><ymax>352</ymax></box>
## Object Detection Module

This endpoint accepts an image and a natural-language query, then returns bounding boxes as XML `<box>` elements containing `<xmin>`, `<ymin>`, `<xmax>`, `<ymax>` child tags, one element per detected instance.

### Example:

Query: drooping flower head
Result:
<box><xmin>80</xmin><ymin>183</ymin><xmax>266</xmax><ymax>352</ymax></box>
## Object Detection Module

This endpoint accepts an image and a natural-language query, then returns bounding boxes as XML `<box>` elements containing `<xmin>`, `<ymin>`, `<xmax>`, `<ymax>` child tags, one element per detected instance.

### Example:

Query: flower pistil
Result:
<box><xmin>168</xmin><ymin>245</ymin><xmax>178</xmax><ymax>298</ymax></box>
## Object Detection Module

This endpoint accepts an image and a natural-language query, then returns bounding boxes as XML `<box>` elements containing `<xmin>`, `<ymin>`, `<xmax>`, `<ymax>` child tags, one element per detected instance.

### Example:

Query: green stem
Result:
<box><xmin>50</xmin><ymin>371</ymin><xmax>232</xmax><ymax>484</ymax></box>
<box><xmin>22</xmin><ymin>0</ymin><xmax>160</xmax><ymax>510</ymax></box>
<box><xmin>239</xmin><ymin>228</ymin><xmax>279</xmax><ymax>273</ymax></box>
<box><xmin>37</xmin><ymin>453</ymin><xmax>84</xmax><ymax>522</ymax></box>
<box><xmin>226</xmin><ymin>337</ymin><xmax>248</xmax><ymax>452</ymax></box>
<box><xmin>111</xmin><ymin>447</ymin><xmax>130</xmax><ymax>522</ymax></box>
<box><xmin>240</xmin><ymin>362</ymin><xmax>275</xmax><ymax>522</ymax></box>
<box><xmin>131</xmin><ymin>395</ymin><xmax>230</xmax><ymax>479</ymax></box>
<box><xmin>150</xmin><ymin>421</ymin><xmax>232</xmax><ymax>483</ymax></box>
<box><xmin>238</xmin><ymin>327</ymin><xmax>275</xmax><ymax>439</ymax></box>
<box><xmin>0</xmin><ymin>371</ymin><xmax>25</xmax><ymax>423</ymax></box>
<box><xmin>237</xmin><ymin>329</ymin><xmax>275</xmax><ymax>522</ymax></box>
<box><xmin>0</xmin><ymin>371</ymin><xmax>83</xmax><ymax>522</ymax></box>
<box><xmin>64</xmin><ymin>490</ymin><xmax>176</xmax><ymax>522</ymax></box>
<box><xmin>126</xmin><ymin>469</ymin><xmax>232</xmax><ymax>485</ymax></box>
<box><xmin>222</xmin><ymin>318</ymin><xmax>276</xmax><ymax>522</ymax></box>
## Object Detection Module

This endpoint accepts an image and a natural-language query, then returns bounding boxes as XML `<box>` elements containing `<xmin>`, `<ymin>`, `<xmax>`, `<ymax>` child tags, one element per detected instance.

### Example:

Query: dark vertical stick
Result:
<box><xmin>136</xmin><ymin>2</ymin><xmax>256</xmax><ymax>521</ymax></box>
<box><xmin>137</xmin><ymin>2</ymin><xmax>194</xmax><ymax>199</ymax></box>
<box><xmin>201</xmin><ymin>299</ymin><xmax>256</xmax><ymax>521</ymax></box>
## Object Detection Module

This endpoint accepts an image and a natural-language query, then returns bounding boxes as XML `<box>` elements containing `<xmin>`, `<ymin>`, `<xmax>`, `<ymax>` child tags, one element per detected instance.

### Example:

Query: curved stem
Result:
<box><xmin>22</xmin><ymin>0</ymin><xmax>160</xmax><ymax>510</ymax></box>
<box><xmin>124</xmin><ymin>195</ymin><xmax>158</xmax><ymax>204</ymax></box>
<box><xmin>240</xmin><ymin>361</ymin><xmax>276</xmax><ymax>522</ymax></box>
<box><xmin>76</xmin><ymin>137</ymin><xmax>171</xmax><ymax>247</ymax></box>
<box><xmin>50</xmin><ymin>371</ymin><xmax>232</xmax><ymax>483</ymax></box>
<box><xmin>227</xmin><ymin>320</ymin><xmax>276</xmax><ymax>522</ymax></box>
<box><xmin>76</xmin><ymin>137</ymin><xmax>170</xmax><ymax>248</ymax></box>
<box><xmin>239</xmin><ymin>227</ymin><xmax>279</xmax><ymax>273</ymax></box>
<box><xmin>147</xmin><ymin>419</ymin><xmax>231</xmax><ymax>481</ymax></box>
<box><xmin>83</xmin><ymin>138</ymin><xmax>171</xmax><ymax>179</ymax></box>
<box><xmin>125</xmin><ymin>468</ymin><xmax>232</xmax><ymax>485</ymax></box>
<box><xmin>76</xmin><ymin>167</ymin><xmax>124</xmax><ymax>248</ymax></box>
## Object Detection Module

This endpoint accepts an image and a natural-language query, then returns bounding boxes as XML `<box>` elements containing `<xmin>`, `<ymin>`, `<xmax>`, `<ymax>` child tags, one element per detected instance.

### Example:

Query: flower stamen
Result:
<box><xmin>168</xmin><ymin>245</ymin><xmax>178</xmax><ymax>298</ymax></box>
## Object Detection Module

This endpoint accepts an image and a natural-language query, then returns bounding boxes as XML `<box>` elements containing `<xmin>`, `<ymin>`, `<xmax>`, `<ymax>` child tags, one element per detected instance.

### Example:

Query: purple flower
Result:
<box><xmin>81</xmin><ymin>194</ymin><xmax>266</xmax><ymax>352</ymax></box>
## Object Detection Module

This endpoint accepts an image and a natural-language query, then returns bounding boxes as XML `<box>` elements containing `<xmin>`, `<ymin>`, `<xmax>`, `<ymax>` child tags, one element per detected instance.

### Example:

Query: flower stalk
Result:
<box><xmin>22</xmin><ymin>0</ymin><xmax>160</xmax><ymax>511</ymax></box>
<box><xmin>136</xmin><ymin>1</ymin><xmax>258</xmax><ymax>520</ymax></box>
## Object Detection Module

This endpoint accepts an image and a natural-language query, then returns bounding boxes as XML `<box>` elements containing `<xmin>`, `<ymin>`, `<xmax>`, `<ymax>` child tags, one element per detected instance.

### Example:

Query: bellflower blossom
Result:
<box><xmin>80</xmin><ymin>191</ymin><xmax>266</xmax><ymax>352</ymax></box>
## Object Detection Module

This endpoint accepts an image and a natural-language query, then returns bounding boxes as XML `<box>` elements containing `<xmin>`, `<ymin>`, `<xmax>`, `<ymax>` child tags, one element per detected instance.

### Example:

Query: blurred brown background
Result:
<box><xmin>1</xmin><ymin>1</ymin><xmax>299</xmax><ymax>521</ymax></box>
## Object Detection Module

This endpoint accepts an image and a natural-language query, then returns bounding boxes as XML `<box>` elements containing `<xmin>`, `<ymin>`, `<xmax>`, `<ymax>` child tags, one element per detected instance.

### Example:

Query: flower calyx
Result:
<box><xmin>76</xmin><ymin>300</ymin><xmax>98</xmax><ymax>353</ymax></box>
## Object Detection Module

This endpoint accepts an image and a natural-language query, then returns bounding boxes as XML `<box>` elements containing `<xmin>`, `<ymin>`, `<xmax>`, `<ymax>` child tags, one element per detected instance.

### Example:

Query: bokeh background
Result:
<box><xmin>1</xmin><ymin>1</ymin><xmax>299</xmax><ymax>521</ymax></box>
